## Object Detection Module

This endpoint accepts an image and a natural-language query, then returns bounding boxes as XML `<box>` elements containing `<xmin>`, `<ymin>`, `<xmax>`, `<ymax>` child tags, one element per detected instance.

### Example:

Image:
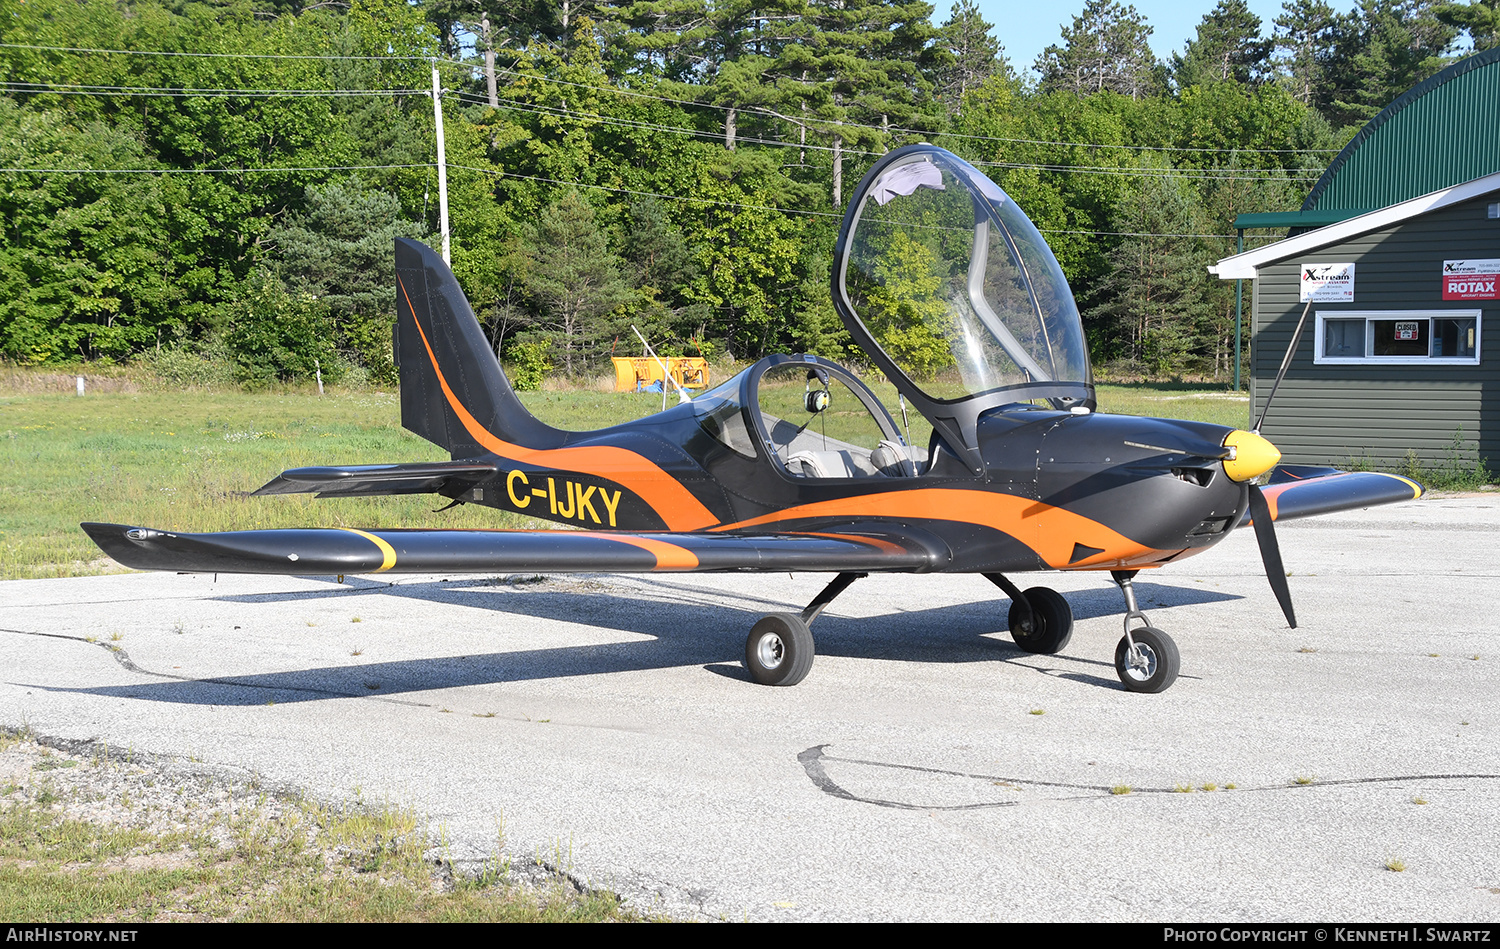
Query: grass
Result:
<box><xmin>1385</xmin><ymin>858</ymin><xmax>1407</xmax><ymax>873</ymax></box>
<box><xmin>0</xmin><ymin>743</ymin><xmax>640</xmax><ymax>922</ymax></box>
<box><xmin>1</xmin><ymin>375</ymin><xmax>1248</xmax><ymax>579</ymax></box>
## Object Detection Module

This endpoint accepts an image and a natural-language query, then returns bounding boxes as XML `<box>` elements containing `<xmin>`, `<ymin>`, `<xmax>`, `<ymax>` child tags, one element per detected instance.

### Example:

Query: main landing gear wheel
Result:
<box><xmin>1007</xmin><ymin>587</ymin><xmax>1074</xmax><ymax>655</ymax></box>
<box><xmin>1114</xmin><ymin>627</ymin><xmax>1180</xmax><ymax>694</ymax></box>
<box><xmin>745</xmin><ymin>613</ymin><xmax>815</xmax><ymax>686</ymax></box>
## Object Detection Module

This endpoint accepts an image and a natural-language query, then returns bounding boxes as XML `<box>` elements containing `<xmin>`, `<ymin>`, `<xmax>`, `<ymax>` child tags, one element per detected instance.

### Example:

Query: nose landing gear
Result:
<box><xmin>1111</xmin><ymin>570</ymin><xmax>1180</xmax><ymax>693</ymax></box>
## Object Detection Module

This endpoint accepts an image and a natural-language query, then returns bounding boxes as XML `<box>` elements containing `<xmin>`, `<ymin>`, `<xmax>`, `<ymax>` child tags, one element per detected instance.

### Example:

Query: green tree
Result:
<box><xmin>1086</xmin><ymin>167</ymin><xmax>1215</xmax><ymax>374</ymax></box>
<box><xmin>225</xmin><ymin>269</ymin><xmax>340</xmax><ymax>387</ymax></box>
<box><xmin>1037</xmin><ymin>0</ymin><xmax>1161</xmax><ymax>99</ymax></box>
<box><xmin>1172</xmin><ymin>0</ymin><xmax>1273</xmax><ymax>88</ymax></box>
<box><xmin>0</xmin><ymin>102</ymin><xmax>178</xmax><ymax>362</ymax></box>
<box><xmin>1436</xmin><ymin>0</ymin><xmax>1500</xmax><ymax>50</ymax></box>
<box><xmin>1273</xmin><ymin>0</ymin><xmax>1345</xmax><ymax>109</ymax></box>
<box><xmin>1328</xmin><ymin>0</ymin><xmax>1456</xmax><ymax>123</ymax></box>
<box><xmin>935</xmin><ymin>0</ymin><xmax>1009</xmax><ymax>112</ymax></box>
<box><xmin>271</xmin><ymin>180</ymin><xmax>429</xmax><ymax>384</ymax></box>
<box><xmin>790</xmin><ymin>0</ymin><xmax>947</xmax><ymax>206</ymax></box>
<box><xmin>522</xmin><ymin>190</ymin><xmax>632</xmax><ymax>375</ymax></box>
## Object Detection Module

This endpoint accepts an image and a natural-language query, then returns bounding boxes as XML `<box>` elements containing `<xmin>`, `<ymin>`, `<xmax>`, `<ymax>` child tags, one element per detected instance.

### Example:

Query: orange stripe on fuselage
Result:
<box><xmin>710</xmin><ymin>488</ymin><xmax>1161</xmax><ymax>570</ymax></box>
<box><xmin>398</xmin><ymin>276</ymin><xmax>718</xmax><ymax>531</ymax></box>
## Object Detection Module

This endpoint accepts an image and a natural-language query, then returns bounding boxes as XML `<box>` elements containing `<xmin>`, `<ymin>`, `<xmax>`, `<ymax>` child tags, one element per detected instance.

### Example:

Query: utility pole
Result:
<box><xmin>481</xmin><ymin>13</ymin><xmax>499</xmax><ymax>108</ymax></box>
<box><xmin>431</xmin><ymin>61</ymin><xmax>451</xmax><ymax>265</ymax></box>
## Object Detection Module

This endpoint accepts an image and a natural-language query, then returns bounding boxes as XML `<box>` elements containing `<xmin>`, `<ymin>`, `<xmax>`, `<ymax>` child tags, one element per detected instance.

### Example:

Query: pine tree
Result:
<box><xmin>936</xmin><ymin>0</ymin><xmax>1009</xmax><ymax>111</ymax></box>
<box><xmin>794</xmin><ymin>0</ymin><xmax>946</xmax><ymax>206</ymax></box>
<box><xmin>523</xmin><ymin>191</ymin><xmax>632</xmax><ymax>375</ymax></box>
<box><xmin>1436</xmin><ymin>0</ymin><xmax>1500</xmax><ymax>50</ymax></box>
<box><xmin>1272</xmin><ymin>0</ymin><xmax>1345</xmax><ymax>110</ymax></box>
<box><xmin>1087</xmin><ymin>169</ymin><xmax>1215</xmax><ymax>375</ymax></box>
<box><xmin>1172</xmin><ymin>0</ymin><xmax>1272</xmax><ymax>88</ymax></box>
<box><xmin>1329</xmin><ymin>0</ymin><xmax>1456</xmax><ymax>123</ymax></box>
<box><xmin>1036</xmin><ymin>0</ymin><xmax>1160</xmax><ymax>99</ymax></box>
<box><xmin>272</xmin><ymin>181</ymin><xmax>428</xmax><ymax>383</ymax></box>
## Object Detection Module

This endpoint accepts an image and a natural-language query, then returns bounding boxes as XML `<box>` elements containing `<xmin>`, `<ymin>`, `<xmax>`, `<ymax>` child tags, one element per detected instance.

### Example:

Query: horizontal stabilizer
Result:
<box><xmin>252</xmin><ymin>462</ymin><xmax>497</xmax><ymax>498</ymax></box>
<box><xmin>80</xmin><ymin>522</ymin><xmax>943</xmax><ymax>576</ymax></box>
<box><xmin>1242</xmin><ymin>467</ymin><xmax>1423</xmax><ymax>525</ymax></box>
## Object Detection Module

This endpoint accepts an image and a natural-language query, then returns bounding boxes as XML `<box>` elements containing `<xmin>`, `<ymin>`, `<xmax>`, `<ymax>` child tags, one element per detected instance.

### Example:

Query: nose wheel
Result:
<box><xmin>1114</xmin><ymin>626</ymin><xmax>1179</xmax><ymax>693</ymax></box>
<box><xmin>1111</xmin><ymin>571</ymin><xmax>1180</xmax><ymax>693</ymax></box>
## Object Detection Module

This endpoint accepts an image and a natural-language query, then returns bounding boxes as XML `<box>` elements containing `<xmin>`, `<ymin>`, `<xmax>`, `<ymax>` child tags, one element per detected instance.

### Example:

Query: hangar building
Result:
<box><xmin>1210</xmin><ymin>48</ymin><xmax>1500</xmax><ymax>473</ymax></box>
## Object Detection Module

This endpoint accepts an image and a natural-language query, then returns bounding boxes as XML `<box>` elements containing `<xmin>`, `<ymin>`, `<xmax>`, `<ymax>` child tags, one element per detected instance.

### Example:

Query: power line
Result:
<box><xmin>0</xmin><ymin>163</ymin><xmax>434</xmax><ymax>174</ymax></box>
<box><xmin>484</xmin><ymin>64</ymin><xmax>1340</xmax><ymax>157</ymax></box>
<box><xmin>5</xmin><ymin>74</ymin><xmax>1311</xmax><ymax>181</ymax></box>
<box><xmin>926</xmin><ymin>127</ymin><xmax>1342</xmax><ymax>155</ymax></box>
<box><xmin>446</xmin><ymin>162</ymin><xmax>848</xmax><ymax>219</ymax></box>
<box><xmin>0</xmin><ymin>160</ymin><xmax>1286</xmax><ymax>241</ymax></box>
<box><xmin>450</xmin><ymin>89</ymin><xmax>885</xmax><ymax>158</ymax></box>
<box><xmin>451</xmin><ymin>89</ymin><xmax>1315</xmax><ymax>182</ymax></box>
<box><xmin>0</xmin><ymin>41</ymin><xmax>463</xmax><ymax>65</ymax></box>
<box><xmin>3</xmin><ymin>42</ymin><xmax>1337</xmax><ymax>160</ymax></box>
<box><xmin>0</xmin><ymin>75</ymin><xmax>1314</xmax><ymax>182</ymax></box>
<box><xmin>969</xmin><ymin>158</ymin><xmax>1321</xmax><ymax>183</ymax></box>
<box><xmin>1</xmin><ymin>81</ymin><xmax>420</xmax><ymax>98</ymax></box>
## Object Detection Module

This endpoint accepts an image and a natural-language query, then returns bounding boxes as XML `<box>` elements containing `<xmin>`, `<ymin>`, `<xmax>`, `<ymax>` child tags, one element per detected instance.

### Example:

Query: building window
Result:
<box><xmin>1314</xmin><ymin>310</ymin><xmax>1480</xmax><ymax>365</ymax></box>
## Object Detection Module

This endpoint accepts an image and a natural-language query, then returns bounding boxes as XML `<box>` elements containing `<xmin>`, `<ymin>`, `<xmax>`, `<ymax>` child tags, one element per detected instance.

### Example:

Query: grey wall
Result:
<box><xmin>1250</xmin><ymin>193</ymin><xmax>1500</xmax><ymax>471</ymax></box>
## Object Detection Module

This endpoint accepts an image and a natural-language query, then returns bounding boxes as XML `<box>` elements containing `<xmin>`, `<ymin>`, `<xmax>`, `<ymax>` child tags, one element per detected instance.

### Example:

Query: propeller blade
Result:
<box><xmin>1248</xmin><ymin>484</ymin><xmax>1297</xmax><ymax>629</ymax></box>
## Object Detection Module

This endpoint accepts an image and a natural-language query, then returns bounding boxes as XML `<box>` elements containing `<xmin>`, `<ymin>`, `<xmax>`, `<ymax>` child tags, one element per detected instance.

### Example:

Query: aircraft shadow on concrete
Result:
<box><xmin>39</xmin><ymin>577</ymin><xmax>1239</xmax><ymax>706</ymax></box>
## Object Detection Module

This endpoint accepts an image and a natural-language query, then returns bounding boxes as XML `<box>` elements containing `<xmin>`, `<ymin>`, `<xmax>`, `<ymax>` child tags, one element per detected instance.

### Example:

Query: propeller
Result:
<box><xmin>1247</xmin><ymin>483</ymin><xmax>1297</xmax><ymax>629</ymax></box>
<box><xmin>1241</xmin><ymin>295</ymin><xmax>1315</xmax><ymax>631</ymax></box>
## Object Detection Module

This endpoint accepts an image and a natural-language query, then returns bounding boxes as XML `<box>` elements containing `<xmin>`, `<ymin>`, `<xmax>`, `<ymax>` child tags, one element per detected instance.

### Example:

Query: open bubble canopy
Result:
<box><xmin>833</xmin><ymin>145</ymin><xmax>1095</xmax><ymax>454</ymax></box>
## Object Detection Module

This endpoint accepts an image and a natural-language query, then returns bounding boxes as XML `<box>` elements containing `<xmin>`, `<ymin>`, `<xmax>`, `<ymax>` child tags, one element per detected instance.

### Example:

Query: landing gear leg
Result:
<box><xmin>1111</xmin><ymin>570</ymin><xmax>1180</xmax><ymax>694</ymax></box>
<box><xmin>985</xmin><ymin>574</ymin><xmax>1074</xmax><ymax>654</ymax></box>
<box><xmin>744</xmin><ymin>572</ymin><xmax>865</xmax><ymax>686</ymax></box>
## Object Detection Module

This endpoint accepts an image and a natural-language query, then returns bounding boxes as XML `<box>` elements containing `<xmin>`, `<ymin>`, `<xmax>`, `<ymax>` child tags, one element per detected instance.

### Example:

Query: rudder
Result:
<box><xmin>393</xmin><ymin>237</ymin><xmax>561</xmax><ymax>456</ymax></box>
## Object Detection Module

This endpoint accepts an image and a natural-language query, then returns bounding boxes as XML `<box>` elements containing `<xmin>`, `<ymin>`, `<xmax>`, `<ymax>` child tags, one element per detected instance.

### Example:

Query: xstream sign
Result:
<box><xmin>1442</xmin><ymin>259</ymin><xmax>1500</xmax><ymax>300</ymax></box>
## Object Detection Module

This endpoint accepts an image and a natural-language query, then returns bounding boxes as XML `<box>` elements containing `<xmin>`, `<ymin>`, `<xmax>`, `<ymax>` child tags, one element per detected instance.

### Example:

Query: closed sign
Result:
<box><xmin>1394</xmin><ymin>321</ymin><xmax>1419</xmax><ymax>340</ymax></box>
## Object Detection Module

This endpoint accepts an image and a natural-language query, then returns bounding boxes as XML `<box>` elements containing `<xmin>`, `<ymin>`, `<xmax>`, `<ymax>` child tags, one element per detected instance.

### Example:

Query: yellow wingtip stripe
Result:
<box><xmin>1390</xmin><ymin>474</ymin><xmax>1424</xmax><ymax>498</ymax></box>
<box><xmin>343</xmin><ymin>529</ymin><xmax>396</xmax><ymax>572</ymax></box>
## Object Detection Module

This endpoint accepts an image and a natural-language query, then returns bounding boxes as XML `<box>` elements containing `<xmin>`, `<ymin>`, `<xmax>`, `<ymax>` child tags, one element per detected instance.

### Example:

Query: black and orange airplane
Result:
<box><xmin>84</xmin><ymin>145</ymin><xmax>1423</xmax><ymax>693</ymax></box>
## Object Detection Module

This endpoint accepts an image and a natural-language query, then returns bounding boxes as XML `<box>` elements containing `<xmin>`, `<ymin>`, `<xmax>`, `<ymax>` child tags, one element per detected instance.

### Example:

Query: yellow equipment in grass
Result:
<box><xmin>611</xmin><ymin>356</ymin><xmax>709</xmax><ymax>393</ymax></box>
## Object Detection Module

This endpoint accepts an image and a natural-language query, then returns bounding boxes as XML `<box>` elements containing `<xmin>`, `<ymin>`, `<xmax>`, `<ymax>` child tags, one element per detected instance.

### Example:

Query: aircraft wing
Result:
<box><xmin>80</xmin><ymin>522</ymin><xmax>946</xmax><ymax>576</ymax></box>
<box><xmin>1243</xmin><ymin>465</ymin><xmax>1423</xmax><ymax>525</ymax></box>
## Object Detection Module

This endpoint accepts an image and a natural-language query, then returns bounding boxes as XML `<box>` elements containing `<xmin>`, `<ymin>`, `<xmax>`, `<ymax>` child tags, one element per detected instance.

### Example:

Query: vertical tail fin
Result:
<box><xmin>393</xmin><ymin>237</ymin><xmax>561</xmax><ymax>456</ymax></box>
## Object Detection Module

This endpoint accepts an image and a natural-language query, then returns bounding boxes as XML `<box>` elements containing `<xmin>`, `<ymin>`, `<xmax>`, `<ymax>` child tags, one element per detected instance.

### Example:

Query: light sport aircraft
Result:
<box><xmin>84</xmin><ymin>144</ymin><xmax>1423</xmax><ymax>694</ymax></box>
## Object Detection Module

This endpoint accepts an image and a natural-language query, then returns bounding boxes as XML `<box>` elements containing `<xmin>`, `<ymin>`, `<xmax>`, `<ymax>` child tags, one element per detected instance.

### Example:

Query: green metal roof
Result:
<box><xmin>1232</xmin><ymin>208</ymin><xmax>1368</xmax><ymax>230</ymax></box>
<box><xmin>1302</xmin><ymin>47</ymin><xmax>1500</xmax><ymax>213</ymax></box>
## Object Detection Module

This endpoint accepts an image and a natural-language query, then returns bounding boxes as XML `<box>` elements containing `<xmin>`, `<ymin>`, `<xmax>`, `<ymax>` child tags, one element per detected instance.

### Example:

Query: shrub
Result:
<box><xmin>1402</xmin><ymin>426</ymin><xmax>1494</xmax><ymax>491</ymax></box>
<box><xmin>505</xmin><ymin>340</ymin><xmax>552</xmax><ymax>391</ymax></box>
<box><xmin>224</xmin><ymin>271</ymin><xmax>341</xmax><ymax>388</ymax></box>
<box><xmin>134</xmin><ymin>343</ymin><xmax>237</xmax><ymax>389</ymax></box>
